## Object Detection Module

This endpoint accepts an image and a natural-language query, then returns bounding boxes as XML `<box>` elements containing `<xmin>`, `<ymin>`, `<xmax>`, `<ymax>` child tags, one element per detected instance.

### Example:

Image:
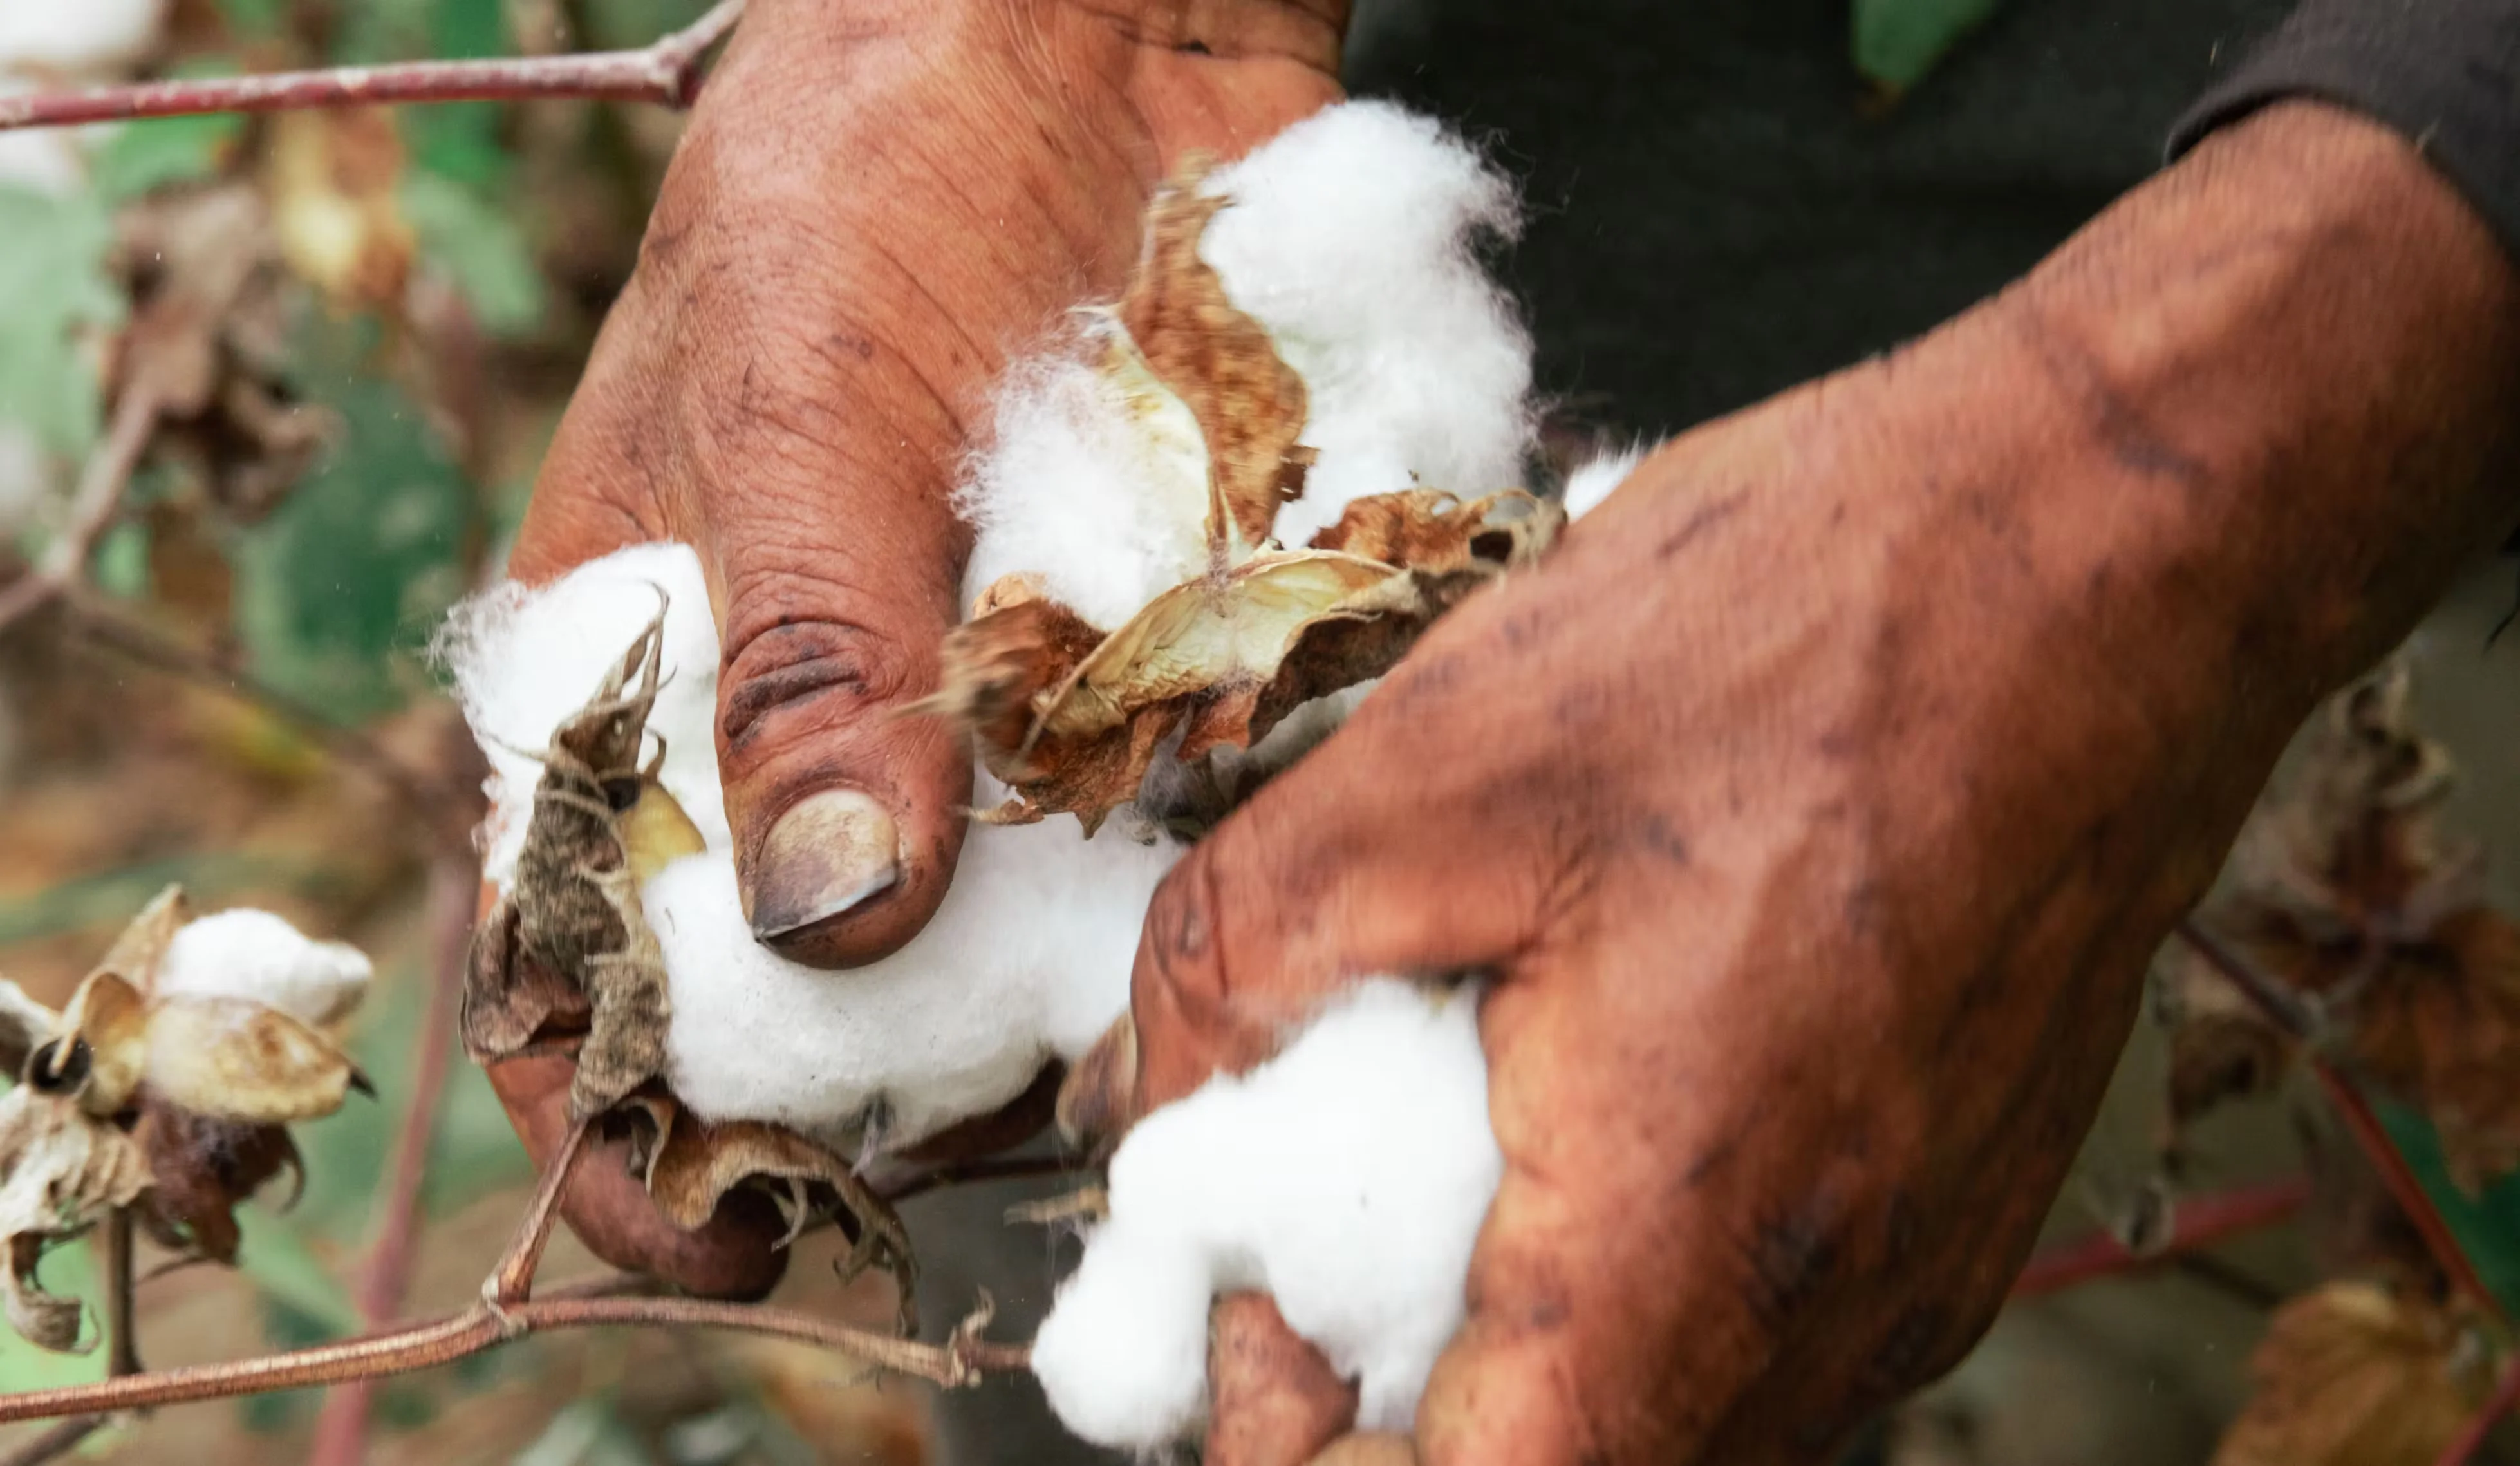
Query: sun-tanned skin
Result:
<box><xmin>494</xmin><ymin>1</ymin><xmax>2520</xmax><ymax>1461</ymax></box>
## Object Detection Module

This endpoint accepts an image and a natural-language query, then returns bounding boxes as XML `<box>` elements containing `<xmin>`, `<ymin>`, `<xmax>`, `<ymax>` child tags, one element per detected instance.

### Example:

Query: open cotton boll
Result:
<box><xmin>1034</xmin><ymin>980</ymin><xmax>1502</xmax><ymax>1449</ymax></box>
<box><xmin>1200</xmin><ymin>102</ymin><xmax>1534</xmax><ymax>544</ymax></box>
<box><xmin>156</xmin><ymin>910</ymin><xmax>371</xmax><ymax>1027</ymax></box>
<box><xmin>442</xmin><ymin>545</ymin><xmax>1182</xmax><ymax>1148</ymax></box>
<box><xmin>436</xmin><ymin>542</ymin><xmax>729</xmax><ymax>890</ymax></box>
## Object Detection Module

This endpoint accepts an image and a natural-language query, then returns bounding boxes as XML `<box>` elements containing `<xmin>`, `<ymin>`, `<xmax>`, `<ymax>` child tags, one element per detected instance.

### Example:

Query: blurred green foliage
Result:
<box><xmin>1853</xmin><ymin>0</ymin><xmax>2006</xmax><ymax>92</ymax></box>
<box><xmin>0</xmin><ymin>187</ymin><xmax>119</xmax><ymax>465</ymax></box>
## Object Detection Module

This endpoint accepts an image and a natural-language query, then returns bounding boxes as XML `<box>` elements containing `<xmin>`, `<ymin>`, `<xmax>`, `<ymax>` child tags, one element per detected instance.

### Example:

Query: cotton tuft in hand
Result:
<box><xmin>958</xmin><ymin>99</ymin><xmax>1535</xmax><ymax>625</ymax></box>
<box><xmin>438</xmin><ymin>543</ymin><xmax>1178</xmax><ymax>1149</ymax></box>
<box><xmin>1032</xmin><ymin>980</ymin><xmax>1502</xmax><ymax>1448</ymax></box>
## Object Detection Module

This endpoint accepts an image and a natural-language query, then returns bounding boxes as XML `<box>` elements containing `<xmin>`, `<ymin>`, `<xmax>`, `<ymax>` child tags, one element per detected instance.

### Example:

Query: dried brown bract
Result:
<box><xmin>2212</xmin><ymin>1281</ymin><xmax>2491</xmax><ymax>1466</ymax></box>
<box><xmin>2162</xmin><ymin>662</ymin><xmax>2520</xmax><ymax>1190</ymax></box>
<box><xmin>465</xmin><ymin>608</ymin><xmax>701</xmax><ymax>1121</ymax></box>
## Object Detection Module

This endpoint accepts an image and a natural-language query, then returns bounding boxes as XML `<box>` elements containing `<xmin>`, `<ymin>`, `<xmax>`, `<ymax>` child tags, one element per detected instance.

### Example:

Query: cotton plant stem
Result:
<box><xmin>2009</xmin><ymin>1176</ymin><xmax>2312</xmax><ymax>1299</ymax></box>
<box><xmin>2</xmin><ymin>1212</ymin><xmax>147</xmax><ymax>1466</ymax></box>
<box><xmin>304</xmin><ymin>852</ymin><xmax>481</xmax><ymax>1466</ymax></box>
<box><xmin>488</xmin><ymin>1115</ymin><xmax>592</xmax><ymax>1307</ymax></box>
<box><xmin>2172</xmin><ymin>918</ymin><xmax>2505</xmax><ymax>1324</ymax></box>
<box><xmin>0</xmin><ymin>1</ymin><xmax>745</xmax><ymax>133</ymax></box>
<box><xmin>2435</xmin><ymin>1353</ymin><xmax>2520</xmax><ymax>1466</ymax></box>
<box><xmin>0</xmin><ymin>388</ymin><xmax>160</xmax><ymax>636</ymax></box>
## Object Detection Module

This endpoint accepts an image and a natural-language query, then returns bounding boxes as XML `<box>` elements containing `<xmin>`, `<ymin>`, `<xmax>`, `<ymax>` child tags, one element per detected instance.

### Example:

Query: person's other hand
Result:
<box><xmin>488</xmin><ymin>0</ymin><xmax>1343</xmax><ymax>1294</ymax></box>
<box><xmin>1070</xmin><ymin>102</ymin><xmax>2520</xmax><ymax>1464</ymax></box>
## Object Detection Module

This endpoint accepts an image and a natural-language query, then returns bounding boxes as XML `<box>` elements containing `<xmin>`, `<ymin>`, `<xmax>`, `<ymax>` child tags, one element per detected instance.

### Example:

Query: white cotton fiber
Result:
<box><xmin>0</xmin><ymin>0</ymin><xmax>165</xmax><ymax>75</ymax></box>
<box><xmin>158</xmin><ymin>909</ymin><xmax>371</xmax><ymax>1028</ymax></box>
<box><xmin>1562</xmin><ymin>444</ymin><xmax>1650</xmax><ymax>522</ymax></box>
<box><xmin>642</xmin><ymin>790</ymin><xmax>1174</xmax><ymax>1146</ymax></box>
<box><xmin>436</xmin><ymin>542</ymin><xmax>730</xmax><ymax>892</ymax></box>
<box><xmin>1199</xmin><ymin>102</ymin><xmax>1533</xmax><ymax>545</ymax></box>
<box><xmin>955</xmin><ymin>338</ymin><xmax>1215</xmax><ymax>630</ymax></box>
<box><xmin>1033</xmin><ymin>981</ymin><xmax>1502</xmax><ymax>1448</ymax></box>
<box><xmin>441</xmin><ymin>545</ymin><xmax>1181</xmax><ymax>1150</ymax></box>
<box><xmin>958</xmin><ymin>100</ymin><xmax>1533</xmax><ymax>615</ymax></box>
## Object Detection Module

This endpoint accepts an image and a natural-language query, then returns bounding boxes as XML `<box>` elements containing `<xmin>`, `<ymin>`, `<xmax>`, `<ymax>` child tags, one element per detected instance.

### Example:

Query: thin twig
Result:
<box><xmin>0</xmin><ymin>1285</ymin><xmax>1023</xmax><ymax>1424</ymax></box>
<box><xmin>304</xmin><ymin>851</ymin><xmax>481</xmax><ymax>1466</ymax></box>
<box><xmin>0</xmin><ymin>388</ymin><xmax>160</xmax><ymax>635</ymax></box>
<box><xmin>0</xmin><ymin>1</ymin><xmax>745</xmax><ymax>133</ymax></box>
<box><xmin>2010</xmin><ymin>1176</ymin><xmax>2311</xmax><ymax>1300</ymax></box>
<box><xmin>2435</xmin><ymin>1353</ymin><xmax>2520</xmax><ymax>1466</ymax></box>
<box><xmin>488</xmin><ymin>1116</ymin><xmax>592</xmax><ymax>1307</ymax></box>
<box><xmin>63</xmin><ymin>594</ymin><xmax>471</xmax><ymax>858</ymax></box>
<box><xmin>2172</xmin><ymin>918</ymin><xmax>2506</xmax><ymax>1324</ymax></box>
<box><xmin>0</xmin><ymin>1419</ymin><xmax>107</xmax><ymax>1466</ymax></box>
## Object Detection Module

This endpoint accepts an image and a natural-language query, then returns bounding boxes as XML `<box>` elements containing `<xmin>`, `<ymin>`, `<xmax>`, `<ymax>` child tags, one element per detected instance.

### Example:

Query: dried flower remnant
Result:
<box><xmin>2212</xmin><ymin>1281</ymin><xmax>2494</xmax><ymax>1466</ymax></box>
<box><xmin>0</xmin><ymin>886</ymin><xmax>371</xmax><ymax>1349</ymax></box>
<box><xmin>2161</xmin><ymin>662</ymin><xmax>2520</xmax><ymax>1191</ymax></box>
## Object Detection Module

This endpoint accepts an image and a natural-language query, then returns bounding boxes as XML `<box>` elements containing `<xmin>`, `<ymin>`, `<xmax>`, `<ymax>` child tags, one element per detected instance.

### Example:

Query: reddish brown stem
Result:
<box><xmin>2436</xmin><ymin>1353</ymin><xmax>2520</xmax><ymax>1466</ymax></box>
<box><xmin>488</xmin><ymin>1115</ymin><xmax>592</xmax><ymax>1307</ymax></box>
<box><xmin>305</xmin><ymin>852</ymin><xmax>481</xmax><ymax>1466</ymax></box>
<box><xmin>2010</xmin><ymin>1176</ymin><xmax>2312</xmax><ymax>1299</ymax></box>
<box><xmin>0</xmin><ymin>1</ymin><xmax>744</xmax><ymax>133</ymax></box>
<box><xmin>2172</xmin><ymin>919</ymin><xmax>2505</xmax><ymax>1323</ymax></box>
<box><xmin>0</xmin><ymin>1284</ymin><xmax>1021</xmax><ymax>1424</ymax></box>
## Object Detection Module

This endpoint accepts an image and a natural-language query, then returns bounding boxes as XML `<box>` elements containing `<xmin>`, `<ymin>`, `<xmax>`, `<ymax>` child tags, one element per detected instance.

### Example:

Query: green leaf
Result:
<box><xmin>400</xmin><ymin>172</ymin><xmax>546</xmax><ymax>337</ymax></box>
<box><xmin>90</xmin><ymin>112</ymin><xmax>247</xmax><ymax>203</ymax></box>
<box><xmin>0</xmin><ymin>186</ymin><xmax>122</xmax><ymax>460</ymax></box>
<box><xmin>229</xmin><ymin>316</ymin><xmax>472</xmax><ymax>720</ymax></box>
<box><xmin>1851</xmin><ymin>0</ymin><xmax>2005</xmax><ymax>93</ymax></box>
<box><xmin>2378</xmin><ymin>1098</ymin><xmax>2520</xmax><ymax>1319</ymax></box>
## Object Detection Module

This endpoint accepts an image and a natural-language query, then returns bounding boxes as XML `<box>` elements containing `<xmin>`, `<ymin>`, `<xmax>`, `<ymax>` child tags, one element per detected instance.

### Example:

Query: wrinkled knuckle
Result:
<box><xmin>719</xmin><ymin>614</ymin><xmax>920</xmax><ymax>749</ymax></box>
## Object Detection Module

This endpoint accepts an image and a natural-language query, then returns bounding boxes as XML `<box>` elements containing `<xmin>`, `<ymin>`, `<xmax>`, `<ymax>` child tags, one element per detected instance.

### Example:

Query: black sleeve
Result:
<box><xmin>2167</xmin><ymin>0</ymin><xmax>2520</xmax><ymax>261</ymax></box>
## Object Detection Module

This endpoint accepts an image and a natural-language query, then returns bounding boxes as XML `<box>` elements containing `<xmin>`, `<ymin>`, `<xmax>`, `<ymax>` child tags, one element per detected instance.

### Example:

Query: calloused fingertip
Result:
<box><xmin>1307</xmin><ymin>1434</ymin><xmax>1419</xmax><ymax>1466</ymax></box>
<box><xmin>1208</xmin><ymin>1292</ymin><xmax>1358</xmax><ymax>1466</ymax></box>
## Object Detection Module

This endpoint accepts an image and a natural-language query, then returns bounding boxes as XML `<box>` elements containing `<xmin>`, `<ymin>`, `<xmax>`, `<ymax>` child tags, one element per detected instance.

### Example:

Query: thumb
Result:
<box><xmin>703</xmin><ymin>494</ymin><xmax>976</xmax><ymax>968</ymax></box>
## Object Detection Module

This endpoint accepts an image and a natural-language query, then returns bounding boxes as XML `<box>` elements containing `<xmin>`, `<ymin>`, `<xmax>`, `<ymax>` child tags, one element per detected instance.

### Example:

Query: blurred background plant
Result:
<box><xmin>0</xmin><ymin>3</ymin><xmax>928</xmax><ymax>1463</ymax></box>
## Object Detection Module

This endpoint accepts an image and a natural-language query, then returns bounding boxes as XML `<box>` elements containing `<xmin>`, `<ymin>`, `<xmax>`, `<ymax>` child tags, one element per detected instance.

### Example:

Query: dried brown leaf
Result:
<box><xmin>266</xmin><ymin>108</ymin><xmax>414</xmax><ymax>314</ymax></box>
<box><xmin>133</xmin><ymin>1099</ymin><xmax>301</xmax><ymax>1264</ymax></box>
<box><xmin>1117</xmin><ymin>167</ymin><xmax>1310</xmax><ymax>559</ymax></box>
<box><xmin>0</xmin><ymin>981</ymin><xmax>59</xmax><ymax>1089</ymax></box>
<box><xmin>910</xmin><ymin>596</ymin><xmax>1106</xmax><ymax>755</ymax></box>
<box><xmin>2212</xmin><ymin>1282</ymin><xmax>2488</xmax><ymax>1466</ymax></box>
<box><xmin>57</xmin><ymin>971</ymin><xmax>149</xmax><ymax>1118</ymax></box>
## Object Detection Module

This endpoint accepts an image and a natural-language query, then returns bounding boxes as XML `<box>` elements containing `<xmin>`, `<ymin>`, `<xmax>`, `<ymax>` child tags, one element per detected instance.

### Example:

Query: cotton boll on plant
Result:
<box><xmin>0</xmin><ymin>0</ymin><xmax>165</xmax><ymax>76</ymax></box>
<box><xmin>157</xmin><ymin>908</ymin><xmax>372</xmax><ymax>1027</ymax></box>
<box><xmin>1562</xmin><ymin>443</ymin><xmax>1652</xmax><ymax>521</ymax></box>
<box><xmin>1034</xmin><ymin>981</ymin><xmax>1503</xmax><ymax>1449</ymax></box>
<box><xmin>442</xmin><ymin>543</ymin><xmax>1179</xmax><ymax>1151</ymax></box>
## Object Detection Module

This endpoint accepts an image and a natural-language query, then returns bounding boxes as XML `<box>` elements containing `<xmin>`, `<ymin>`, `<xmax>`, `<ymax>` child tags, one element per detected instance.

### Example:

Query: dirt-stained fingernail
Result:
<box><xmin>746</xmin><ymin>789</ymin><xmax>901</xmax><ymax>952</ymax></box>
<box><xmin>1057</xmin><ymin>1012</ymin><xmax>1138</xmax><ymax>1151</ymax></box>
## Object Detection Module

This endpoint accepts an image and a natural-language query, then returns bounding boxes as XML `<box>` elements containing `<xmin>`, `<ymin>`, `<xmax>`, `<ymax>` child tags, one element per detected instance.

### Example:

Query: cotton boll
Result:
<box><xmin>645</xmin><ymin>805</ymin><xmax>1175</xmax><ymax>1149</ymax></box>
<box><xmin>443</xmin><ymin>547</ymin><xmax>1181</xmax><ymax>1148</ymax></box>
<box><xmin>1562</xmin><ymin>444</ymin><xmax>1652</xmax><ymax>521</ymax></box>
<box><xmin>1036</xmin><ymin>981</ymin><xmax>1502</xmax><ymax>1448</ymax></box>
<box><xmin>436</xmin><ymin>543</ymin><xmax>728</xmax><ymax>890</ymax></box>
<box><xmin>1029</xmin><ymin>1227</ymin><xmax>1215</xmax><ymax>1449</ymax></box>
<box><xmin>0</xmin><ymin>0</ymin><xmax>165</xmax><ymax>75</ymax></box>
<box><xmin>1200</xmin><ymin>102</ymin><xmax>1534</xmax><ymax>543</ymax></box>
<box><xmin>957</xmin><ymin>336</ymin><xmax>1213</xmax><ymax>626</ymax></box>
<box><xmin>158</xmin><ymin>910</ymin><xmax>371</xmax><ymax>1027</ymax></box>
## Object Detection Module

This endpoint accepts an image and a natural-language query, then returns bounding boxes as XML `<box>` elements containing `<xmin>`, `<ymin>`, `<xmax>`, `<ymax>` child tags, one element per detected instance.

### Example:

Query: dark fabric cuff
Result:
<box><xmin>2167</xmin><ymin>0</ymin><xmax>2520</xmax><ymax>263</ymax></box>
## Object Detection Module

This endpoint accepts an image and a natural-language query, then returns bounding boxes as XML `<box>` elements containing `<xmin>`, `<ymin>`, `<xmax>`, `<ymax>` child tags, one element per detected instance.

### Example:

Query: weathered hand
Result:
<box><xmin>1072</xmin><ymin>102</ymin><xmax>2520</xmax><ymax>1464</ymax></box>
<box><xmin>488</xmin><ymin>0</ymin><xmax>1343</xmax><ymax>1293</ymax></box>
